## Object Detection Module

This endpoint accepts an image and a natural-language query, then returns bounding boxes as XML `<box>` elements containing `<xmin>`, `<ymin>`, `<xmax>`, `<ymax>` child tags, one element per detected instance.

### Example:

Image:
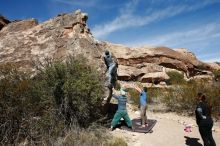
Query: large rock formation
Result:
<box><xmin>207</xmin><ymin>62</ymin><xmax>220</xmax><ymax>71</ymax></box>
<box><xmin>0</xmin><ymin>10</ymin><xmax>105</xmax><ymax>74</ymax></box>
<box><xmin>0</xmin><ymin>19</ymin><xmax>38</xmax><ymax>35</ymax></box>
<box><xmin>0</xmin><ymin>10</ymin><xmax>114</xmax><ymax>113</ymax></box>
<box><xmin>0</xmin><ymin>10</ymin><xmax>219</xmax><ymax>85</ymax></box>
<box><xmin>101</xmin><ymin>42</ymin><xmax>217</xmax><ymax>83</ymax></box>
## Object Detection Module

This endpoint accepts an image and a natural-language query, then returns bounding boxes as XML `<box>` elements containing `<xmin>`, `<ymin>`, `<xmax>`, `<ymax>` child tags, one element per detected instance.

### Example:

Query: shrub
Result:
<box><xmin>167</xmin><ymin>71</ymin><xmax>186</xmax><ymax>85</ymax></box>
<box><xmin>197</xmin><ymin>64</ymin><xmax>207</xmax><ymax>70</ymax></box>
<box><xmin>0</xmin><ymin>56</ymin><xmax>105</xmax><ymax>145</ymax></box>
<box><xmin>37</xmin><ymin>57</ymin><xmax>105</xmax><ymax>127</ymax></box>
<box><xmin>0</xmin><ymin>63</ymin><xmax>36</xmax><ymax>144</ymax></box>
<box><xmin>55</xmin><ymin>125</ymin><xmax>108</xmax><ymax>146</ymax></box>
<box><xmin>108</xmin><ymin>137</ymin><xmax>127</xmax><ymax>146</ymax></box>
<box><xmin>162</xmin><ymin>81</ymin><xmax>220</xmax><ymax>118</ymax></box>
<box><xmin>162</xmin><ymin>85</ymin><xmax>197</xmax><ymax>114</ymax></box>
<box><xmin>54</xmin><ymin>126</ymin><xmax>127</xmax><ymax>146</ymax></box>
<box><xmin>214</xmin><ymin>69</ymin><xmax>220</xmax><ymax>81</ymax></box>
<box><xmin>127</xmin><ymin>86</ymin><xmax>159</xmax><ymax>107</ymax></box>
<box><xmin>127</xmin><ymin>88</ymin><xmax>140</xmax><ymax>106</ymax></box>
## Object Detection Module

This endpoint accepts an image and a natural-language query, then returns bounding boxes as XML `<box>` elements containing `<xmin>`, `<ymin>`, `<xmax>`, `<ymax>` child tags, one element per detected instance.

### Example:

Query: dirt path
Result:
<box><xmin>110</xmin><ymin>104</ymin><xmax>220</xmax><ymax>146</ymax></box>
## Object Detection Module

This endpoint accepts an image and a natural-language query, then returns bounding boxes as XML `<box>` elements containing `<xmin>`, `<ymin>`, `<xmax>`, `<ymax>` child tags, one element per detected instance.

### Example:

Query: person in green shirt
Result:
<box><xmin>111</xmin><ymin>88</ymin><xmax>133</xmax><ymax>130</ymax></box>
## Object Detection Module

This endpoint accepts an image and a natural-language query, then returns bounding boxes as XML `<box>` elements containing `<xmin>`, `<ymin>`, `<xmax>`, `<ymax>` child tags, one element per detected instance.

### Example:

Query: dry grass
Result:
<box><xmin>108</xmin><ymin>137</ymin><xmax>127</xmax><ymax>146</ymax></box>
<box><xmin>53</xmin><ymin>125</ymin><xmax>127</xmax><ymax>146</ymax></box>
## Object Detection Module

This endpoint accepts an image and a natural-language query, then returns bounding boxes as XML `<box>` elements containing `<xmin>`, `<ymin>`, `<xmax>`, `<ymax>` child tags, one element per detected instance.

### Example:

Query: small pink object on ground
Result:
<box><xmin>184</xmin><ymin>125</ymin><xmax>192</xmax><ymax>133</ymax></box>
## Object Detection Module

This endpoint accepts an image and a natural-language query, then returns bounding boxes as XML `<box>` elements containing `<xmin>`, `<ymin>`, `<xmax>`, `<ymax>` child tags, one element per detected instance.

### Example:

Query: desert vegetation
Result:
<box><xmin>162</xmin><ymin>74</ymin><xmax>220</xmax><ymax>119</ymax></box>
<box><xmin>214</xmin><ymin>69</ymin><xmax>220</xmax><ymax>81</ymax></box>
<box><xmin>0</xmin><ymin>57</ymin><xmax>126</xmax><ymax>145</ymax></box>
<box><xmin>163</xmin><ymin>71</ymin><xmax>220</xmax><ymax>118</ymax></box>
<box><xmin>128</xmin><ymin>87</ymin><xmax>160</xmax><ymax>107</ymax></box>
<box><xmin>166</xmin><ymin>71</ymin><xmax>186</xmax><ymax>85</ymax></box>
<box><xmin>128</xmin><ymin>71</ymin><xmax>220</xmax><ymax>119</ymax></box>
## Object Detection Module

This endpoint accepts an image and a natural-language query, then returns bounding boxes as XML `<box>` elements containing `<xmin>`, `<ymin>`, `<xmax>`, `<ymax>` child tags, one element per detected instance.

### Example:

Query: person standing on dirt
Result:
<box><xmin>111</xmin><ymin>88</ymin><xmax>133</xmax><ymax>130</ymax></box>
<box><xmin>195</xmin><ymin>93</ymin><xmax>216</xmax><ymax>146</ymax></box>
<box><xmin>134</xmin><ymin>86</ymin><xmax>148</xmax><ymax>127</ymax></box>
<box><xmin>103</xmin><ymin>50</ymin><xmax>118</xmax><ymax>88</ymax></box>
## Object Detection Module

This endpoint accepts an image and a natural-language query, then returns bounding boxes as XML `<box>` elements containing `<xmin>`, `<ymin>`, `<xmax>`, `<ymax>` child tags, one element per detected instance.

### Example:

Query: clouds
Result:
<box><xmin>90</xmin><ymin>0</ymin><xmax>220</xmax><ymax>62</ymax></box>
<box><xmin>140</xmin><ymin>23</ymin><xmax>220</xmax><ymax>47</ymax></box>
<box><xmin>92</xmin><ymin>0</ymin><xmax>219</xmax><ymax>39</ymax></box>
<box><xmin>91</xmin><ymin>0</ymin><xmax>139</xmax><ymax>38</ymax></box>
<box><xmin>50</xmin><ymin>0</ymin><xmax>98</xmax><ymax>7</ymax></box>
<box><xmin>49</xmin><ymin>0</ymin><xmax>122</xmax><ymax>10</ymax></box>
<box><xmin>199</xmin><ymin>52</ymin><xmax>220</xmax><ymax>62</ymax></box>
<box><xmin>123</xmin><ymin>22</ymin><xmax>220</xmax><ymax>61</ymax></box>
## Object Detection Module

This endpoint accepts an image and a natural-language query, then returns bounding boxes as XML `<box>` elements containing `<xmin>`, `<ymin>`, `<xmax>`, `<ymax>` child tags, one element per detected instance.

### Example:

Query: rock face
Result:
<box><xmin>0</xmin><ymin>19</ymin><xmax>38</xmax><ymax>35</ymax></box>
<box><xmin>0</xmin><ymin>15</ymin><xmax>10</xmax><ymax>30</ymax></box>
<box><xmin>0</xmin><ymin>10</ymin><xmax>217</xmax><ymax>85</ymax></box>
<box><xmin>0</xmin><ymin>10</ymin><xmax>105</xmax><ymax>74</ymax></box>
<box><xmin>175</xmin><ymin>48</ymin><xmax>197</xmax><ymax>60</ymax></box>
<box><xmin>101</xmin><ymin>42</ymin><xmax>215</xmax><ymax>83</ymax></box>
<box><xmin>0</xmin><ymin>10</ymin><xmax>113</xmax><ymax>113</ymax></box>
<box><xmin>207</xmin><ymin>62</ymin><xmax>220</xmax><ymax>71</ymax></box>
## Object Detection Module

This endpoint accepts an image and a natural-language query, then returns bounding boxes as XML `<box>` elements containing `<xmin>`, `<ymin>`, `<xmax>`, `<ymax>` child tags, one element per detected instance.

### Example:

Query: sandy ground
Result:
<box><xmin>110</xmin><ymin>104</ymin><xmax>220</xmax><ymax>146</ymax></box>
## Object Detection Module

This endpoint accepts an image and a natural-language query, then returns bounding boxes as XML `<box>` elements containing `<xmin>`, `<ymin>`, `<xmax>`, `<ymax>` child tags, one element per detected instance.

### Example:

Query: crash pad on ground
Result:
<box><xmin>121</xmin><ymin>118</ymin><xmax>157</xmax><ymax>133</ymax></box>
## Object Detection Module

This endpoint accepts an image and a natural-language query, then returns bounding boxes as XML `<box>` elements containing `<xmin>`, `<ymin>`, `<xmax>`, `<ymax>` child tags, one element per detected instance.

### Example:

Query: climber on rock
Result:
<box><xmin>103</xmin><ymin>50</ymin><xmax>118</xmax><ymax>89</ymax></box>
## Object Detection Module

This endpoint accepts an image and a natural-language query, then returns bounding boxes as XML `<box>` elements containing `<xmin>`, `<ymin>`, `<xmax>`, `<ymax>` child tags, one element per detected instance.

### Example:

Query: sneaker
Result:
<box><xmin>110</xmin><ymin>126</ymin><xmax>114</xmax><ymax>131</ymax></box>
<box><xmin>141</xmin><ymin>125</ymin><xmax>146</xmax><ymax>128</ymax></box>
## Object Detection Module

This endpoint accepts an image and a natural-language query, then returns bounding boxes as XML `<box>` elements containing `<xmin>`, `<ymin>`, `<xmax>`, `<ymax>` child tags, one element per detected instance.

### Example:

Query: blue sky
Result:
<box><xmin>1</xmin><ymin>0</ymin><xmax>220</xmax><ymax>62</ymax></box>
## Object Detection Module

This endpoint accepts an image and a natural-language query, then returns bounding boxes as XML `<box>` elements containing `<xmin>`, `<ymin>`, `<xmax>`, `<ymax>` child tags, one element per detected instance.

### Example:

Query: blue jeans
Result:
<box><xmin>108</xmin><ymin>63</ymin><xmax>117</xmax><ymax>87</ymax></box>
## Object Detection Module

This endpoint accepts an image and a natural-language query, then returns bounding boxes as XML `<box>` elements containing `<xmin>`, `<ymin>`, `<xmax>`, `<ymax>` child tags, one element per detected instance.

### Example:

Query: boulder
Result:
<box><xmin>175</xmin><ymin>48</ymin><xmax>197</xmax><ymax>60</ymax></box>
<box><xmin>103</xmin><ymin>42</ymin><xmax>210</xmax><ymax>78</ymax></box>
<box><xmin>1</xmin><ymin>19</ymin><xmax>38</xmax><ymax>34</ymax></box>
<box><xmin>140</xmin><ymin>72</ymin><xmax>169</xmax><ymax>83</ymax></box>
<box><xmin>206</xmin><ymin>62</ymin><xmax>220</xmax><ymax>71</ymax></box>
<box><xmin>0</xmin><ymin>10</ymin><xmax>110</xmax><ymax>113</ymax></box>
<box><xmin>0</xmin><ymin>10</ymin><xmax>104</xmax><ymax>73</ymax></box>
<box><xmin>117</xmin><ymin>64</ymin><xmax>164</xmax><ymax>82</ymax></box>
<box><xmin>191</xmin><ymin>74</ymin><xmax>214</xmax><ymax>82</ymax></box>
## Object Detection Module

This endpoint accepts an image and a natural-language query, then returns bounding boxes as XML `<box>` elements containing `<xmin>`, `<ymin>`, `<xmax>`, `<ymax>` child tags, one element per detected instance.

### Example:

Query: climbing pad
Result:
<box><xmin>121</xmin><ymin>118</ymin><xmax>157</xmax><ymax>133</ymax></box>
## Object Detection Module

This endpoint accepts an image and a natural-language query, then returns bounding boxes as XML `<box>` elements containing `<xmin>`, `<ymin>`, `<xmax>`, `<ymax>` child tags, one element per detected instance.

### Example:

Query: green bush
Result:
<box><xmin>197</xmin><ymin>64</ymin><xmax>207</xmax><ymax>70</ymax></box>
<box><xmin>0</xmin><ymin>63</ymin><xmax>37</xmax><ymax>144</ymax></box>
<box><xmin>162</xmin><ymin>85</ymin><xmax>197</xmax><ymax>113</ymax></box>
<box><xmin>0</xmin><ymin>56</ymin><xmax>105</xmax><ymax>145</ymax></box>
<box><xmin>38</xmin><ymin>57</ymin><xmax>105</xmax><ymax>126</ymax></box>
<box><xmin>127</xmin><ymin>88</ymin><xmax>140</xmax><ymax>106</ymax></box>
<box><xmin>162</xmin><ymin>81</ymin><xmax>220</xmax><ymax>118</ymax></box>
<box><xmin>148</xmin><ymin>87</ymin><xmax>164</xmax><ymax>103</ymax></box>
<box><xmin>127</xmin><ymin>87</ymin><xmax>159</xmax><ymax>107</ymax></box>
<box><xmin>214</xmin><ymin>69</ymin><xmax>220</xmax><ymax>81</ymax></box>
<box><xmin>167</xmin><ymin>71</ymin><xmax>186</xmax><ymax>85</ymax></box>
